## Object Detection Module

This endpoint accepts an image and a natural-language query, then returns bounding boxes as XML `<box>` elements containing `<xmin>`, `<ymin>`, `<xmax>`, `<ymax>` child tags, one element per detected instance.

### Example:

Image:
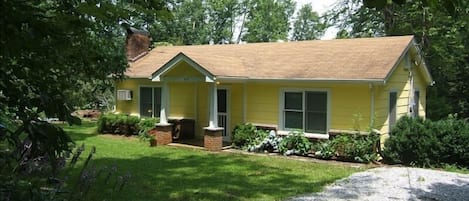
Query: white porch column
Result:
<box><xmin>159</xmin><ymin>81</ymin><xmax>169</xmax><ymax>125</ymax></box>
<box><xmin>208</xmin><ymin>82</ymin><xmax>218</xmax><ymax>128</ymax></box>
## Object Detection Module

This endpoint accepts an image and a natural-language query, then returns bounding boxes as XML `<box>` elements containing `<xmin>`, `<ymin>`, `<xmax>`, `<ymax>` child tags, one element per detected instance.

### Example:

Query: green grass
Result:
<box><xmin>61</xmin><ymin>122</ymin><xmax>363</xmax><ymax>201</ymax></box>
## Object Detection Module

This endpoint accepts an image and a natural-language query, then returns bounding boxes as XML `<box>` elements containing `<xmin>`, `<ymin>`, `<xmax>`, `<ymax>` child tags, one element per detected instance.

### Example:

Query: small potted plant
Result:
<box><xmin>138</xmin><ymin>129</ymin><xmax>157</xmax><ymax>147</ymax></box>
<box><xmin>148</xmin><ymin>135</ymin><xmax>157</xmax><ymax>147</ymax></box>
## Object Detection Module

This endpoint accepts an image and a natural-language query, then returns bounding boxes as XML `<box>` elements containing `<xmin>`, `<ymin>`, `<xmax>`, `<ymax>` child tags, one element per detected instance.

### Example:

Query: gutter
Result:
<box><xmin>216</xmin><ymin>76</ymin><xmax>386</xmax><ymax>84</ymax></box>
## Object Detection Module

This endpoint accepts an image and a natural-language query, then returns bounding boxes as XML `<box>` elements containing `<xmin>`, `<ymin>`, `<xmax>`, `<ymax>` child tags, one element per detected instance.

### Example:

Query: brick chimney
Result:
<box><xmin>126</xmin><ymin>27</ymin><xmax>151</xmax><ymax>62</ymax></box>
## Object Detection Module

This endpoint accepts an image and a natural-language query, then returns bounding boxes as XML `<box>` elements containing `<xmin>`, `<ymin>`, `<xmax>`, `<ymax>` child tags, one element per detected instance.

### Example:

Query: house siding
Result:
<box><xmin>244</xmin><ymin>82</ymin><xmax>372</xmax><ymax>133</ymax></box>
<box><xmin>374</xmin><ymin>52</ymin><xmax>428</xmax><ymax>144</ymax></box>
<box><xmin>115</xmin><ymin>78</ymin><xmax>159</xmax><ymax>116</ymax></box>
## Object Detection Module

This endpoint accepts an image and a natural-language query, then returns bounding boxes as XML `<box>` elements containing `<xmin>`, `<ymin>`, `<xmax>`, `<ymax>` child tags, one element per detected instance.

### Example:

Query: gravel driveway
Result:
<box><xmin>288</xmin><ymin>167</ymin><xmax>469</xmax><ymax>201</ymax></box>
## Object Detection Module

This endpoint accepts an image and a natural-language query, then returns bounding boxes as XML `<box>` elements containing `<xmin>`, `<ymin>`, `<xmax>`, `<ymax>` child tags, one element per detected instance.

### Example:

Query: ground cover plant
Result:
<box><xmin>233</xmin><ymin>123</ymin><xmax>380</xmax><ymax>163</ymax></box>
<box><xmin>61</xmin><ymin>122</ymin><xmax>362</xmax><ymax>201</ymax></box>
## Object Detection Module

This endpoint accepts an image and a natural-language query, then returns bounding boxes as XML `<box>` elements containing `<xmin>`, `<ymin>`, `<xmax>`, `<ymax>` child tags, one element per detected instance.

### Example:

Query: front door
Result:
<box><xmin>217</xmin><ymin>89</ymin><xmax>230</xmax><ymax>142</ymax></box>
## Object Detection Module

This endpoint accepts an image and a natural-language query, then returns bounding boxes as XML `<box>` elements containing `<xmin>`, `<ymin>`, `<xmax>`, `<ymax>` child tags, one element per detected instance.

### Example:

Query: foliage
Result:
<box><xmin>312</xmin><ymin>140</ymin><xmax>335</xmax><ymax>159</ymax></box>
<box><xmin>278</xmin><ymin>131</ymin><xmax>312</xmax><ymax>156</ymax></box>
<box><xmin>246</xmin><ymin>130</ymin><xmax>283</xmax><ymax>153</ymax></box>
<box><xmin>382</xmin><ymin>115</ymin><xmax>469</xmax><ymax>168</ymax></box>
<box><xmin>241</xmin><ymin>0</ymin><xmax>296</xmax><ymax>42</ymax></box>
<box><xmin>61</xmin><ymin>122</ymin><xmax>362</xmax><ymax>201</ymax></box>
<box><xmin>0</xmin><ymin>1</ymin><xmax>166</xmax><ymax>201</ymax></box>
<box><xmin>150</xmin><ymin>0</ymin><xmax>239</xmax><ymax>45</ymax></box>
<box><xmin>97</xmin><ymin>113</ymin><xmax>140</xmax><ymax>135</ymax></box>
<box><xmin>232</xmin><ymin>123</ymin><xmax>258</xmax><ymax>147</ymax></box>
<box><xmin>331</xmin><ymin>133</ymin><xmax>380</xmax><ymax>163</ymax></box>
<box><xmin>137</xmin><ymin>118</ymin><xmax>159</xmax><ymax>142</ymax></box>
<box><xmin>292</xmin><ymin>3</ymin><xmax>325</xmax><ymax>41</ymax></box>
<box><xmin>0</xmin><ymin>143</ymin><xmax>131</xmax><ymax>201</ymax></box>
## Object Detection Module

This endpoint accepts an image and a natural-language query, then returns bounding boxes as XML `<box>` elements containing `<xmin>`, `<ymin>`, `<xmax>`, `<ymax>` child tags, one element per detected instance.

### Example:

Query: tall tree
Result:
<box><xmin>206</xmin><ymin>0</ymin><xmax>240</xmax><ymax>43</ymax></box>
<box><xmin>242</xmin><ymin>0</ymin><xmax>296</xmax><ymax>42</ymax></box>
<box><xmin>291</xmin><ymin>3</ymin><xmax>325</xmax><ymax>41</ymax></box>
<box><xmin>150</xmin><ymin>0</ymin><xmax>209</xmax><ymax>45</ymax></box>
<box><xmin>0</xmin><ymin>0</ymin><xmax>167</xmax><ymax>199</ymax></box>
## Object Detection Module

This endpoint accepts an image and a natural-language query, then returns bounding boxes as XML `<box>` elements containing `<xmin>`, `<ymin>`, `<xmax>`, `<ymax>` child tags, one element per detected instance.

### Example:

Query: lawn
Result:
<box><xmin>61</xmin><ymin>122</ymin><xmax>363</xmax><ymax>201</ymax></box>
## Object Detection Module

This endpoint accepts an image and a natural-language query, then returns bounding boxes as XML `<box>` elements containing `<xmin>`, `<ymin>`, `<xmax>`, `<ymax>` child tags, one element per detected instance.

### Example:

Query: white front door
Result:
<box><xmin>217</xmin><ymin>89</ymin><xmax>230</xmax><ymax>142</ymax></box>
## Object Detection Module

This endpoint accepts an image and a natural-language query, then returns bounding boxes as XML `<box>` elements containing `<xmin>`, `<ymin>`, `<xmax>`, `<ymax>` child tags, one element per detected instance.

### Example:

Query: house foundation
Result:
<box><xmin>204</xmin><ymin>128</ymin><xmax>224</xmax><ymax>151</ymax></box>
<box><xmin>149</xmin><ymin>124</ymin><xmax>173</xmax><ymax>145</ymax></box>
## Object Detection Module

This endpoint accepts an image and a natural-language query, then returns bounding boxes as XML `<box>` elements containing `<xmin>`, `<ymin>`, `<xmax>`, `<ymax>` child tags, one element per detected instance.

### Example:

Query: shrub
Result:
<box><xmin>97</xmin><ymin>113</ymin><xmax>140</xmax><ymax>135</ymax></box>
<box><xmin>246</xmin><ymin>130</ymin><xmax>283</xmax><ymax>153</ymax></box>
<box><xmin>137</xmin><ymin>118</ymin><xmax>159</xmax><ymax>142</ymax></box>
<box><xmin>232</xmin><ymin>123</ymin><xmax>259</xmax><ymax>147</ymax></box>
<box><xmin>382</xmin><ymin>115</ymin><xmax>469</xmax><ymax>167</ymax></box>
<box><xmin>331</xmin><ymin>132</ymin><xmax>380</xmax><ymax>163</ymax></box>
<box><xmin>278</xmin><ymin>131</ymin><xmax>312</xmax><ymax>156</ymax></box>
<box><xmin>312</xmin><ymin>141</ymin><xmax>335</xmax><ymax>159</ymax></box>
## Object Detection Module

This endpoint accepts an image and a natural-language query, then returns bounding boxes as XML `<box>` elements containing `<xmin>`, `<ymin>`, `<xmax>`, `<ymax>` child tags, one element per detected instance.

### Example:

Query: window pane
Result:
<box><xmin>140</xmin><ymin>87</ymin><xmax>153</xmax><ymax>117</ymax></box>
<box><xmin>285</xmin><ymin>111</ymin><xmax>303</xmax><ymax>130</ymax></box>
<box><xmin>305</xmin><ymin>91</ymin><xmax>327</xmax><ymax>133</ymax></box>
<box><xmin>306</xmin><ymin>92</ymin><xmax>327</xmax><ymax>112</ymax></box>
<box><xmin>217</xmin><ymin>89</ymin><xmax>227</xmax><ymax>113</ymax></box>
<box><xmin>153</xmin><ymin>87</ymin><xmax>161</xmax><ymax>117</ymax></box>
<box><xmin>285</xmin><ymin>92</ymin><xmax>303</xmax><ymax>110</ymax></box>
<box><xmin>305</xmin><ymin>112</ymin><xmax>327</xmax><ymax>133</ymax></box>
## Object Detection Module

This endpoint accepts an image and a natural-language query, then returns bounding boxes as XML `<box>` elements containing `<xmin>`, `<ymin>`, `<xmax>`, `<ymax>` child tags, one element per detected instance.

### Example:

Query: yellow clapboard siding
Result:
<box><xmin>244</xmin><ymin>82</ymin><xmax>372</xmax><ymax>132</ymax></box>
<box><xmin>164</xmin><ymin>61</ymin><xmax>205</xmax><ymax>77</ymax></box>
<box><xmin>115</xmin><ymin>78</ymin><xmax>160</xmax><ymax>116</ymax></box>
<box><xmin>168</xmin><ymin>83</ymin><xmax>196</xmax><ymax>118</ymax></box>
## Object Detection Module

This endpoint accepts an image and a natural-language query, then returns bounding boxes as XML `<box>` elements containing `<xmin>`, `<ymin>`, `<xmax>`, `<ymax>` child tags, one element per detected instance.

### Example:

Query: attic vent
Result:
<box><xmin>117</xmin><ymin>90</ymin><xmax>132</xmax><ymax>100</ymax></box>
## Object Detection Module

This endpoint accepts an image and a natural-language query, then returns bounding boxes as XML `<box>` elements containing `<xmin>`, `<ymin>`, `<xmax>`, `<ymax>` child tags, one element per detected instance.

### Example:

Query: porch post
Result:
<box><xmin>208</xmin><ymin>82</ymin><xmax>218</xmax><ymax>128</ymax></box>
<box><xmin>159</xmin><ymin>81</ymin><xmax>169</xmax><ymax>125</ymax></box>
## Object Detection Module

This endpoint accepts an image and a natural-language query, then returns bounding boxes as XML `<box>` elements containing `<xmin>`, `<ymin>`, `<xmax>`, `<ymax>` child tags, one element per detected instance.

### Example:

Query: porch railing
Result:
<box><xmin>217</xmin><ymin>113</ymin><xmax>228</xmax><ymax>137</ymax></box>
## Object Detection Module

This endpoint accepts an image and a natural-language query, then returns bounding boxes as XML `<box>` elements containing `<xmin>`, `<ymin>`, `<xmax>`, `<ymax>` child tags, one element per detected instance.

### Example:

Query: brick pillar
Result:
<box><xmin>148</xmin><ymin>124</ymin><xmax>173</xmax><ymax>145</ymax></box>
<box><xmin>204</xmin><ymin>128</ymin><xmax>224</xmax><ymax>151</ymax></box>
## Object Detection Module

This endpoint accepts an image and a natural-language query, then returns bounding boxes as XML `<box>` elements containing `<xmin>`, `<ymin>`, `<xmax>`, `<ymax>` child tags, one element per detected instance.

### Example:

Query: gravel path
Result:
<box><xmin>288</xmin><ymin>167</ymin><xmax>469</xmax><ymax>201</ymax></box>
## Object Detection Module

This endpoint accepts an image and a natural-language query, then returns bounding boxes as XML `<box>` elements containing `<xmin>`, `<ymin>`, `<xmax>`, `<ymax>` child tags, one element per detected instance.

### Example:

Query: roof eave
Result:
<box><xmin>383</xmin><ymin>36</ymin><xmax>434</xmax><ymax>86</ymax></box>
<box><xmin>217</xmin><ymin>76</ymin><xmax>385</xmax><ymax>84</ymax></box>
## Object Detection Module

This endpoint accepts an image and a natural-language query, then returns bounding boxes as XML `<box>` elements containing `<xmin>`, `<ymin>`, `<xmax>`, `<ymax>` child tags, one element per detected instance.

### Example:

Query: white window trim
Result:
<box><xmin>278</xmin><ymin>88</ymin><xmax>331</xmax><ymax>138</ymax></box>
<box><xmin>138</xmin><ymin>85</ymin><xmax>164</xmax><ymax>118</ymax></box>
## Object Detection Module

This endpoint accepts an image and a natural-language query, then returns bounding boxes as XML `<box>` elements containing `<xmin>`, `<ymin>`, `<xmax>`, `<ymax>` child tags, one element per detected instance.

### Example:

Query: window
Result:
<box><xmin>413</xmin><ymin>91</ymin><xmax>420</xmax><ymax>117</ymax></box>
<box><xmin>140</xmin><ymin>87</ymin><xmax>161</xmax><ymax>118</ymax></box>
<box><xmin>283</xmin><ymin>91</ymin><xmax>328</xmax><ymax>134</ymax></box>
<box><xmin>389</xmin><ymin>91</ymin><xmax>397</xmax><ymax>133</ymax></box>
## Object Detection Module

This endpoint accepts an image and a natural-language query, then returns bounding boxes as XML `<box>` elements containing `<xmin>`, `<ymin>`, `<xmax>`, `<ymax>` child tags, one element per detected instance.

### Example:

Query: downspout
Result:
<box><xmin>243</xmin><ymin>82</ymin><xmax>247</xmax><ymax>123</ymax></box>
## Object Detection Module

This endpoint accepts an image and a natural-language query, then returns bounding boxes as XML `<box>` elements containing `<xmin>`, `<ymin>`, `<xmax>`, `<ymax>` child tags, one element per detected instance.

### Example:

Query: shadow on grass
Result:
<box><xmin>61</xmin><ymin>121</ymin><xmax>99</xmax><ymax>142</ymax></box>
<box><xmin>72</xmin><ymin>150</ymin><xmax>347</xmax><ymax>201</ymax></box>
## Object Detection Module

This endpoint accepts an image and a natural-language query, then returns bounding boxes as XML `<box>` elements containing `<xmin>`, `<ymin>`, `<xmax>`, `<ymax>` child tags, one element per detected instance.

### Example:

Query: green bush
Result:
<box><xmin>137</xmin><ymin>118</ymin><xmax>159</xmax><ymax>141</ymax></box>
<box><xmin>278</xmin><ymin>131</ymin><xmax>312</xmax><ymax>156</ymax></box>
<box><xmin>97</xmin><ymin>113</ymin><xmax>140</xmax><ymax>135</ymax></box>
<box><xmin>312</xmin><ymin>141</ymin><xmax>335</xmax><ymax>159</ymax></box>
<box><xmin>382</xmin><ymin>115</ymin><xmax>469</xmax><ymax>167</ymax></box>
<box><xmin>232</xmin><ymin>123</ymin><xmax>258</xmax><ymax>147</ymax></box>
<box><xmin>331</xmin><ymin>132</ymin><xmax>379</xmax><ymax>163</ymax></box>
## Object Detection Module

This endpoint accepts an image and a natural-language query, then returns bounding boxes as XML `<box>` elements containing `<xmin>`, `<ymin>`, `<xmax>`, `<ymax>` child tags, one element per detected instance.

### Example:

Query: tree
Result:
<box><xmin>0</xmin><ymin>0</ymin><xmax>167</xmax><ymax>199</ymax></box>
<box><xmin>206</xmin><ymin>0</ymin><xmax>240</xmax><ymax>43</ymax></box>
<box><xmin>242</xmin><ymin>0</ymin><xmax>296</xmax><ymax>42</ymax></box>
<box><xmin>291</xmin><ymin>3</ymin><xmax>325</xmax><ymax>41</ymax></box>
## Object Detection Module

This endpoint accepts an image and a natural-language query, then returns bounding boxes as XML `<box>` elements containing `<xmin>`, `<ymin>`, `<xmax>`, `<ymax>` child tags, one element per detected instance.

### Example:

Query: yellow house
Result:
<box><xmin>115</xmin><ymin>35</ymin><xmax>433</xmax><ymax>144</ymax></box>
